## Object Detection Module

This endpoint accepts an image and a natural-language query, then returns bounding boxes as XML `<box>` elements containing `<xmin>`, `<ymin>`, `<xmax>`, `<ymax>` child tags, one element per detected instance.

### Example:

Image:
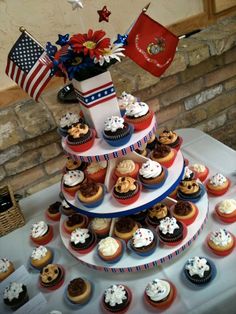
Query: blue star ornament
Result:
<box><xmin>114</xmin><ymin>34</ymin><xmax>128</xmax><ymax>46</ymax></box>
<box><xmin>56</xmin><ymin>34</ymin><xmax>69</xmax><ymax>46</ymax></box>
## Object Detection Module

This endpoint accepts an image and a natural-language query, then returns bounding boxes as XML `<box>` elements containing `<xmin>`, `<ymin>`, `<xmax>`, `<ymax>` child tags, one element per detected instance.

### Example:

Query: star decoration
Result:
<box><xmin>97</xmin><ymin>5</ymin><xmax>111</xmax><ymax>23</ymax></box>
<box><xmin>114</xmin><ymin>34</ymin><xmax>128</xmax><ymax>46</ymax></box>
<box><xmin>67</xmin><ymin>0</ymin><xmax>84</xmax><ymax>10</ymax></box>
<box><xmin>56</xmin><ymin>34</ymin><xmax>69</xmax><ymax>46</ymax></box>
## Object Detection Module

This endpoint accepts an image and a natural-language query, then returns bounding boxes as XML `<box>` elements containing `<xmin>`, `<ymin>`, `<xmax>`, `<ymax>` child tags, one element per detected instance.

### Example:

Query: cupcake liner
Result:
<box><xmin>67</xmin><ymin>129</ymin><xmax>96</xmax><ymax>152</ymax></box>
<box><xmin>113</xmin><ymin>182</ymin><xmax>141</xmax><ymax>205</ymax></box>
<box><xmin>127</xmin><ymin>231</ymin><xmax>158</xmax><ymax>257</ymax></box>
<box><xmin>120</xmin><ymin>108</ymin><xmax>126</xmax><ymax>117</ymax></box>
<box><xmin>124</xmin><ymin>111</ymin><xmax>154</xmax><ymax>131</ymax></box>
<box><xmin>103</xmin><ymin>125</ymin><xmax>133</xmax><ymax>147</ymax></box>
<box><xmin>139</xmin><ymin>167</ymin><xmax>168</xmax><ymax>190</ymax></box>
<box><xmin>45</xmin><ymin>210</ymin><xmax>61</xmax><ymax>222</ymax></box>
<box><xmin>29</xmin><ymin>248</ymin><xmax>54</xmax><ymax>272</ymax></box>
<box><xmin>215</xmin><ymin>207</ymin><xmax>236</xmax><ymax>223</ymax></box>
<box><xmin>158</xmin><ymin>222</ymin><xmax>187</xmax><ymax>247</ymax></box>
<box><xmin>177</xmin><ymin>183</ymin><xmax>205</xmax><ymax>203</ymax></box>
<box><xmin>78</xmin><ymin>184</ymin><xmax>105</xmax><ymax>208</ymax></box>
<box><xmin>144</xmin><ymin>280</ymin><xmax>176</xmax><ymax>310</ymax></box>
<box><xmin>70</xmin><ymin>232</ymin><xmax>97</xmax><ymax>254</ymax></box>
<box><xmin>101</xmin><ymin>285</ymin><xmax>132</xmax><ymax>314</ymax></box>
<box><xmin>206</xmin><ymin>179</ymin><xmax>230</xmax><ymax>196</ymax></box>
<box><xmin>97</xmin><ymin>239</ymin><xmax>125</xmax><ymax>264</ymax></box>
<box><xmin>63</xmin><ymin>185</ymin><xmax>81</xmax><ymax>197</ymax></box>
<box><xmin>63</xmin><ymin>279</ymin><xmax>93</xmax><ymax>309</ymax></box>
<box><xmin>191</xmin><ymin>166</ymin><xmax>209</xmax><ymax>182</ymax></box>
<box><xmin>63</xmin><ymin>215</ymin><xmax>89</xmax><ymax>235</ymax></box>
<box><xmin>171</xmin><ymin>203</ymin><xmax>199</xmax><ymax>226</ymax></box>
<box><xmin>206</xmin><ymin>233</ymin><xmax>235</xmax><ymax>256</ymax></box>
<box><xmin>157</xmin><ymin>149</ymin><xmax>177</xmax><ymax>168</ymax></box>
<box><xmin>39</xmin><ymin>265</ymin><xmax>65</xmax><ymax>291</ymax></box>
<box><xmin>86</xmin><ymin>168</ymin><xmax>107</xmax><ymax>184</ymax></box>
<box><xmin>31</xmin><ymin>225</ymin><xmax>54</xmax><ymax>246</ymax></box>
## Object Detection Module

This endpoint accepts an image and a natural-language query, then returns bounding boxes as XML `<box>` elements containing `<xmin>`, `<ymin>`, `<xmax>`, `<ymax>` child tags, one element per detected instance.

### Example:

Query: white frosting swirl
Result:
<box><xmin>210</xmin><ymin>229</ymin><xmax>232</xmax><ymax>247</ymax></box>
<box><xmin>139</xmin><ymin>159</ymin><xmax>162</xmax><ymax>179</ymax></box>
<box><xmin>31</xmin><ymin>221</ymin><xmax>48</xmax><ymax>238</ymax></box>
<box><xmin>116</xmin><ymin>160</ymin><xmax>135</xmax><ymax>174</ymax></box>
<box><xmin>91</xmin><ymin>218</ymin><xmax>111</xmax><ymax>231</ymax></box>
<box><xmin>59</xmin><ymin>112</ymin><xmax>80</xmax><ymax>128</ymax></box>
<box><xmin>125</xmin><ymin>101</ymin><xmax>149</xmax><ymax>118</ymax></box>
<box><xmin>191</xmin><ymin>164</ymin><xmax>206</xmax><ymax>173</ymax></box>
<box><xmin>104</xmin><ymin>284</ymin><xmax>127</xmax><ymax>307</ymax></box>
<box><xmin>31</xmin><ymin>246</ymin><xmax>48</xmax><ymax>260</ymax></box>
<box><xmin>62</xmin><ymin>199</ymin><xmax>70</xmax><ymax>209</ymax></box>
<box><xmin>71</xmin><ymin>228</ymin><xmax>90</xmax><ymax>245</ymax></box>
<box><xmin>4</xmin><ymin>282</ymin><xmax>24</xmax><ymax>301</ymax></box>
<box><xmin>98</xmin><ymin>237</ymin><xmax>119</xmax><ymax>256</ymax></box>
<box><xmin>145</xmin><ymin>279</ymin><xmax>170</xmax><ymax>302</ymax></box>
<box><xmin>104</xmin><ymin>116</ymin><xmax>125</xmax><ymax>132</ymax></box>
<box><xmin>183</xmin><ymin>166</ymin><xmax>194</xmax><ymax>179</ymax></box>
<box><xmin>132</xmin><ymin>228</ymin><xmax>154</xmax><ymax>248</ymax></box>
<box><xmin>118</xmin><ymin>92</ymin><xmax>136</xmax><ymax>108</ymax></box>
<box><xmin>159</xmin><ymin>217</ymin><xmax>179</xmax><ymax>235</ymax></box>
<box><xmin>0</xmin><ymin>258</ymin><xmax>10</xmax><ymax>273</ymax></box>
<box><xmin>86</xmin><ymin>161</ymin><xmax>107</xmax><ymax>174</ymax></box>
<box><xmin>185</xmin><ymin>256</ymin><xmax>210</xmax><ymax>278</ymax></box>
<box><xmin>210</xmin><ymin>173</ymin><xmax>227</xmax><ymax>186</ymax></box>
<box><xmin>218</xmin><ymin>199</ymin><xmax>236</xmax><ymax>214</ymax></box>
<box><xmin>63</xmin><ymin>170</ymin><xmax>84</xmax><ymax>187</ymax></box>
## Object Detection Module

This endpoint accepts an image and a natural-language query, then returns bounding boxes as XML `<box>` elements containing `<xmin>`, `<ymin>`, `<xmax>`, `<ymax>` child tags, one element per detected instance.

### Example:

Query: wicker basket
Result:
<box><xmin>0</xmin><ymin>185</ymin><xmax>25</xmax><ymax>237</ymax></box>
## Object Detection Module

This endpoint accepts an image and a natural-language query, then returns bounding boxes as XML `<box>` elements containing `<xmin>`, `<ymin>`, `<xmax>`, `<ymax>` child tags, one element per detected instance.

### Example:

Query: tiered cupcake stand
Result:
<box><xmin>59</xmin><ymin>116</ymin><xmax>209</xmax><ymax>272</ymax></box>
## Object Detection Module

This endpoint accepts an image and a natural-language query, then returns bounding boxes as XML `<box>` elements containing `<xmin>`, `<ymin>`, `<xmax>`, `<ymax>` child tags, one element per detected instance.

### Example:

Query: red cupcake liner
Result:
<box><xmin>86</xmin><ymin>168</ymin><xmax>107</xmax><ymax>184</ymax></box>
<box><xmin>39</xmin><ymin>265</ymin><xmax>65</xmax><ymax>291</ymax></box>
<box><xmin>206</xmin><ymin>233</ymin><xmax>235</xmax><ymax>256</ymax></box>
<box><xmin>101</xmin><ymin>286</ymin><xmax>132</xmax><ymax>314</ymax></box>
<box><xmin>144</xmin><ymin>280</ymin><xmax>176</xmax><ymax>310</ymax></box>
<box><xmin>113</xmin><ymin>183</ymin><xmax>141</xmax><ymax>205</ymax></box>
<box><xmin>63</xmin><ymin>186</ymin><xmax>80</xmax><ymax>197</ymax></box>
<box><xmin>63</xmin><ymin>215</ymin><xmax>89</xmax><ymax>235</ymax></box>
<box><xmin>124</xmin><ymin>111</ymin><xmax>154</xmax><ymax>131</ymax></box>
<box><xmin>45</xmin><ymin>211</ymin><xmax>61</xmax><ymax>222</ymax></box>
<box><xmin>192</xmin><ymin>167</ymin><xmax>209</xmax><ymax>182</ymax></box>
<box><xmin>67</xmin><ymin>129</ymin><xmax>96</xmax><ymax>152</ymax></box>
<box><xmin>158</xmin><ymin>149</ymin><xmax>177</xmax><ymax>168</ymax></box>
<box><xmin>206</xmin><ymin>178</ymin><xmax>230</xmax><ymax>196</ymax></box>
<box><xmin>158</xmin><ymin>222</ymin><xmax>188</xmax><ymax>247</ymax></box>
<box><xmin>70</xmin><ymin>234</ymin><xmax>97</xmax><ymax>254</ymax></box>
<box><xmin>31</xmin><ymin>225</ymin><xmax>54</xmax><ymax>245</ymax></box>
<box><xmin>171</xmin><ymin>203</ymin><xmax>199</xmax><ymax>226</ymax></box>
<box><xmin>215</xmin><ymin>206</ymin><xmax>236</xmax><ymax>223</ymax></box>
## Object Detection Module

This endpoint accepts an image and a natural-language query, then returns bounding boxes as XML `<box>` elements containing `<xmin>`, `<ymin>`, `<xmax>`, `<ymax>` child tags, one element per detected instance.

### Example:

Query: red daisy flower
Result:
<box><xmin>70</xmin><ymin>29</ymin><xmax>110</xmax><ymax>59</ymax></box>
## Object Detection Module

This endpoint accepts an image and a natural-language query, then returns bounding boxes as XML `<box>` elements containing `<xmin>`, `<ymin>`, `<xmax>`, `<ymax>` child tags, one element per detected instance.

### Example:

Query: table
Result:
<box><xmin>0</xmin><ymin>128</ymin><xmax>235</xmax><ymax>314</ymax></box>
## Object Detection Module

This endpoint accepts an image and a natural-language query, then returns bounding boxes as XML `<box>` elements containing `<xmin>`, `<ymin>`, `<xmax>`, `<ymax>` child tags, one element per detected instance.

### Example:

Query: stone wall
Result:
<box><xmin>0</xmin><ymin>16</ymin><xmax>236</xmax><ymax>197</ymax></box>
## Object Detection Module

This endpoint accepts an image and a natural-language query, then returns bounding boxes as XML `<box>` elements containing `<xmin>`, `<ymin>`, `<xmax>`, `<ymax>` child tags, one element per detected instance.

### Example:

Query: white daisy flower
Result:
<box><xmin>94</xmin><ymin>44</ymin><xmax>125</xmax><ymax>66</ymax></box>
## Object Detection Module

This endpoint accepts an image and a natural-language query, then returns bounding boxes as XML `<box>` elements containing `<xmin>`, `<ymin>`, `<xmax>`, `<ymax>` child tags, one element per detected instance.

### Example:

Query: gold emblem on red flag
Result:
<box><xmin>147</xmin><ymin>37</ymin><xmax>165</xmax><ymax>55</ymax></box>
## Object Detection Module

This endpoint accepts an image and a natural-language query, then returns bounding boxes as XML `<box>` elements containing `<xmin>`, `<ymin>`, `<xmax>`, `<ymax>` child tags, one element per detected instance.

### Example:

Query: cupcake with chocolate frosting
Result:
<box><xmin>114</xmin><ymin>217</ymin><xmax>139</xmax><ymax>242</ymax></box>
<box><xmin>66</xmin><ymin>277</ymin><xmax>92</xmax><ymax>305</ymax></box>
<box><xmin>63</xmin><ymin>213</ymin><xmax>88</xmax><ymax>234</ymax></box>
<box><xmin>61</xmin><ymin>199</ymin><xmax>76</xmax><ymax>216</ymax></box>
<box><xmin>77</xmin><ymin>181</ymin><xmax>105</xmax><ymax>208</ymax></box>
<box><xmin>46</xmin><ymin>201</ymin><xmax>61</xmax><ymax>221</ymax></box>
<box><xmin>172</xmin><ymin>201</ymin><xmax>198</xmax><ymax>226</ymax></box>
<box><xmin>150</xmin><ymin>143</ymin><xmax>176</xmax><ymax>168</ymax></box>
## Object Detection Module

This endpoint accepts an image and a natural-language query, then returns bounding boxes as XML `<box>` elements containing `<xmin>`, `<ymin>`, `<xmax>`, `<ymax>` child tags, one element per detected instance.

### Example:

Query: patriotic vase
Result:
<box><xmin>72</xmin><ymin>71</ymin><xmax>121</xmax><ymax>138</ymax></box>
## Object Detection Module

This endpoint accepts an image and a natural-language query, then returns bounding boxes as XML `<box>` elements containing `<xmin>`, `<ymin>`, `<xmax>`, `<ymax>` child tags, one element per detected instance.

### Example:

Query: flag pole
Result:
<box><xmin>19</xmin><ymin>26</ymin><xmax>45</xmax><ymax>49</ymax></box>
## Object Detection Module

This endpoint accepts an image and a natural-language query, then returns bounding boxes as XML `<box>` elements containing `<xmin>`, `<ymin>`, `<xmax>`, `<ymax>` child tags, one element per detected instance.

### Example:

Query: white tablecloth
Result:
<box><xmin>0</xmin><ymin>128</ymin><xmax>235</xmax><ymax>314</ymax></box>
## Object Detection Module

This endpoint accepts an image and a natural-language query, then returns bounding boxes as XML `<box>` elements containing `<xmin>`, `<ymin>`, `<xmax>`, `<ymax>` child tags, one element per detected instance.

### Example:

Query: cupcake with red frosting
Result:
<box><xmin>206</xmin><ymin>173</ymin><xmax>230</xmax><ymax>196</ymax></box>
<box><xmin>30</xmin><ymin>221</ymin><xmax>53</xmax><ymax>245</ymax></box>
<box><xmin>124</xmin><ymin>101</ymin><xmax>153</xmax><ymax>131</ymax></box>
<box><xmin>66</xmin><ymin>122</ymin><xmax>95</xmax><ymax>152</ymax></box>
<box><xmin>207</xmin><ymin>229</ymin><xmax>235</xmax><ymax>256</ymax></box>
<box><xmin>215</xmin><ymin>199</ymin><xmax>236</xmax><ymax>223</ymax></box>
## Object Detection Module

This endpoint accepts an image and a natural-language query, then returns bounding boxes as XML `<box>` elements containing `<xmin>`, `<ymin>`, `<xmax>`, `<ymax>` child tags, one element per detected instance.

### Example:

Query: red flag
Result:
<box><xmin>124</xmin><ymin>12</ymin><xmax>179</xmax><ymax>77</ymax></box>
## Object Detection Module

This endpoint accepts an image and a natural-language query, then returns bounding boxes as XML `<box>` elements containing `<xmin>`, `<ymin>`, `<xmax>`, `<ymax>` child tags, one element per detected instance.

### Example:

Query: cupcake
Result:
<box><xmin>98</xmin><ymin>236</ymin><xmax>123</xmax><ymax>263</ymax></box>
<box><xmin>157</xmin><ymin>130</ymin><xmax>182</xmax><ymax>150</ymax></box>
<box><xmin>118</xmin><ymin>91</ymin><xmax>136</xmax><ymax>116</ymax></box>
<box><xmin>150</xmin><ymin>143</ymin><xmax>177</xmax><ymax>168</ymax></box>
<box><xmin>158</xmin><ymin>217</ymin><xmax>184</xmax><ymax>244</ymax></box>
<box><xmin>146</xmin><ymin>203</ymin><xmax>170</xmax><ymax>227</ymax></box>
<box><xmin>146</xmin><ymin>133</ymin><xmax>158</xmax><ymax>151</ymax></box>
<box><xmin>46</xmin><ymin>201</ymin><xmax>61</xmax><ymax>221</ymax></box>
<box><xmin>58</xmin><ymin>112</ymin><xmax>81</xmax><ymax>137</ymax></box>
<box><xmin>184</xmin><ymin>256</ymin><xmax>213</xmax><ymax>285</ymax></box>
<box><xmin>85</xmin><ymin>161</ymin><xmax>107</xmax><ymax>183</ymax></box>
<box><xmin>66</xmin><ymin>277</ymin><xmax>92</xmax><ymax>305</ymax></box>
<box><xmin>63</xmin><ymin>213</ymin><xmax>88</xmax><ymax>234</ymax></box>
<box><xmin>65</xmin><ymin>156</ymin><xmax>88</xmax><ymax>172</ymax></box>
<box><xmin>177</xmin><ymin>179</ymin><xmax>202</xmax><ymax>202</ymax></box>
<box><xmin>40</xmin><ymin>264</ymin><xmax>65</xmax><ymax>290</ymax></box>
<box><xmin>172</xmin><ymin>201</ymin><xmax>198</xmax><ymax>226</ymax></box>
<box><xmin>61</xmin><ymin>199</ymin><xmax>76</xmax><ymax>216</ymax></box>
<box><xmin>206</xmin><ymin>173</ymin><xmax>230</xmax><ymax>196</ymax></box>
<box><xmin>90</xmin><ymin>218</ymin><xmax>111</xmax><ymax>238</ymax></box>
<box><xmin>129</xmin><ymin>228</ymin><xmax>157</xmax><ymax>256</ymax></box>
<box><xmin>114</xmin><ymin>159</ymin><xmax>140</xmax><ymax>179</ymax></box>
<box><xmin>30</xmin><ymin>221</ymin><xmax>53</xmax><ymax>245</ymax></box>
<box><xmin>0</xmin><ymin>258</ymin><xmax>15</xmax><ymax>282</ymax></box>
<box><xmin>63</xmin><ymin>170</ymin><xmax>86</xmax><ymax>197</ymax></box>
<box><xmin>124</xmin><ymin>101</ymin><xmax>154</xmax><ymax>131</ymax></box>
<box><xmin>144</xmin><ymin>279</ymin><xmax>175</xmax><ymax>309</ymax></box>
<box><xmin>182</xmin><ymin>166</ymin><xmax>195</xmax><ymax>181</ymax></box>
<box><xmin>139</xmin><ymin>159</ymin><xmax>167</xmax><ymax>189</ymax></box>
<box><xmin>114</xmin><ymin>217</ymin><xmax>139</xmax><ymax>242</ymax></box>
<box><xmin>189</xmin><ymin>163</ymin><xmax>209</xmax><ymax>182</ymax></box>
<box><xmin>207</xmin><ymin>229</ymin><xmax>235</xmax><ymax>256</ymax></box>
<box><xmin>70</xmin><ymin>228</ymin><xmax>96</xmax><ymax>253</ymax></box>
<box><xmin>77</xmin><ymin>181</ymin><xmax>105</xmax><ymax>208</ymax></box>
<box><xmin>30</xmin><ymin>246</ymin><xmax>53</xmax><ymax>270</ymax></box>
<box><xmin>66</xmin><ymin>122</ymin><xmax>95</xmax><ymax>152</ymax></box>
<box><xmin>113</xmin><ymin>177</ymin><xmax>141</xmax><ymax>205</ymax></box>
<box><xmin>103</xmin><ymin>116</ymin><xmax>133</xmax><ymax>147</ymax></box>
<box><xmin>215</xmin><ymin>199</ymin><xmax>236</xmax><ymax>223</ymax></box>
<box><xmin>135</xmin><ymin>146</ymin><xmax>148</xmax><ymax>157</ymax></box>
<box><xmin>3</xmin><ymin>282</ymin><xmax>29</xmax><ymax>311</ymax></box>
<box><xmin>102</xmin><ymin>284</ymin><xmax>132</xmax><ymax>313</ymax></box>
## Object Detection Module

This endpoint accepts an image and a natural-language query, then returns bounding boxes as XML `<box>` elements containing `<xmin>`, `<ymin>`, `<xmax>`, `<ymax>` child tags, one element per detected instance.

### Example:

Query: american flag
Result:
<box><xmin>5</xmin><ymin>31</ymin><xmax>52</xmax><ymax>101</ymax></box>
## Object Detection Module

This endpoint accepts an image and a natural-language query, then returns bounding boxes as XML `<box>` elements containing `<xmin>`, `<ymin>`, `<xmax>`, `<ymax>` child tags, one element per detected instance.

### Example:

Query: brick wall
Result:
<box><xmin>0</xmin><ymin>16</ymin><xmax>236</xmax><ymax>196</ymax></box>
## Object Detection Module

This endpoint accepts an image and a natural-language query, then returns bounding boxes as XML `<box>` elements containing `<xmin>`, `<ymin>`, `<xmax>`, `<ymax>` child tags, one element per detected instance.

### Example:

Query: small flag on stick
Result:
<box><xmin>5</xmin><ymin>28</ymin><xmax>52</xmax><ymax>101</ymax></box>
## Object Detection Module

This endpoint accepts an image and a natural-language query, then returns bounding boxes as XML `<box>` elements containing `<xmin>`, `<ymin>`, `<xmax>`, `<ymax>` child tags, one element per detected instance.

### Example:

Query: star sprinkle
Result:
<box><xmin>114</xmin><ymin>34</ymin><xmax>128</xmax><ymax>46</ymax></box>
<box><xmin>97</xmin><ymin>5</ymin><xmax>111</xmax><ymax>23</ymax></box>
<box><xmin>56</xmin><ymin>34</ymin><xmax>69</xmax><ymax>46</ymax></box>
<box><xmin>67</xmin><ymin>0</ymin><xmax>84</xmax><ymax>10</ymax></box>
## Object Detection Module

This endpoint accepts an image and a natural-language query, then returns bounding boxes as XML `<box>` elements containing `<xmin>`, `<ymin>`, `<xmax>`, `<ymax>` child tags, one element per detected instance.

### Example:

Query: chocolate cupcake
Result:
<box><xmin>130</xmin><ymin>228</ymin><xmax>157</xmax><ymax>256</ymax></box>
<box><xmin>77</xmin><ymin>181</ymin><xmax>104</xmax><ymax>207</ymax></box>
<box><xmin>150</xmin><ymin>143</ymin><xmax>176</xmax><ymax>168</ymax></box>
<box><xmin>65</xmin><ymin>156</ymin><xmax>88</xmax><ymax>172</ymax></box>
<box><xmin>158</xmin><ymin>217</ymin><xmax>183</xmax><ymax>243</ymax></box>
<box><xmin>184</xmin><ymin>256</ymin><xmax>212</xmax><ymax>285</ymax></box>
<box><xmin>114</xmin><ymin>217</ymin><xmax>139</xmax><ymax>241</ymax></box>
<box><xmin>102</xmin><ymin>284</ymin><xmax>132</xmax><ymax>313</ymax></box>
<box><xmin>64</xmin><ymin>213</ymin><xmax>88</xmax><ymax>234</ymax></box>
<box><xmin>46</xmin><ymin>201</ymin><xmax>61</xmax><ymax>221</ymax></box>
<box><xmin>177</xmin><ymin>179</ymin><xmax>202</xmax><ymax>201</ymax></box>
<box><xmin>70</xmin><ymin>228</ymin><xmax>96</xmax><ymax>253</ymax></box>
<box><xmin>66</xmin><ymin>278</ymin><xmax>92</xmax><ymax>304</ymax></box>
<box><xmin>158</xmin><ymin>130</ymin><xmax>180</xmax><ymax>149</ymax></box>
<box><xmin>61</xmin><ymin>199</ymin><xmax>76</xmax><ymax>216</ymax></box>
<box><xmin>146</xmin><ymin>134</ymin><xmax>158</xmax><ymax>151</ymax></box>
<box><xmin>113</xmin><ymin>176</ymin><xmax>140</xmax><ymax>205</ymax></box>
<box><xmin>3</xmin><ymin>282</ymin><xmax>29</xmax><ymax>311</ymax></box>
<box><xmin>66</xmin><ymin>122</ymin><xmax>95</xmax><ymax>152</ymax></box>
<box><xmin>146</xmin><ymin>203</ymin><xmax>170</xmax><ymax>227</ymax></box>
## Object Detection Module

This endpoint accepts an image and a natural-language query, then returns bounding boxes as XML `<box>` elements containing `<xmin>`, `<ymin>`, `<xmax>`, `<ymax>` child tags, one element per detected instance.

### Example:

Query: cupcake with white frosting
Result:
<box><xmin>90</xmin><ymin>218</ymin><xmax>111</xmax><ymax>238</ymax></box>
<box><xmin>206</xmin><ymin>173</ymin><xmax>230</xmax><ymax>196</ymax></box>
<box><xmin>118</xmin><ymin>91</ymin><xmax>137</xmax><ymax>116</ymax></box>
<box><xmin>158</xmin><ymin>217</ymin><xmax>184</xmax><ymax>244</ymax></box>
<box><xmin>144</xmin><ymin>279</ymin><xmax>175</xmax><ymax>309</ymax></box>
<box><xmin>215</xmin><ymin>199</ymin><xmax>236</xmax><ymax>223</ymax></box>
<box><xmin>103</xmin><ymin>116</ymin><xmax>133</xmax><ymax>147</ymax></box>
<box><xmin>58</xmin><ymin>112</ymin><xmax>81</xmax><ymax>137</ymax></box>
<box><xmin>102</xmin><ymin>284</ymin><xmax>132</xmax><ymax>313</ymax></box>
<box><xmin>85</xmin><ymin>161</ymin><xmax>107</xmax><ymax>183</ymax></box>
<box><xmin>70</xmin><ymin>228</ymin><xmax>96</xmax><ymax>253</ymax></box>
<box><xmin>139</xmin><ymin>159</ymin><xmax>167</xmax><ymax>189</ymax></box>
<box><xmin>3</xmin><ymin>282</ymin><xmax>29</xmax><ymax>311</ymax></box>
<box><xmin>30</xmin><ymin>246</ymin><xmax>53</xmax><ymax>270</ymax></box>
<box><xmin>114</xmin><ymin>159</ymin><xmax>140</xmax><ymax>179</ymax></box>
<box><xmin>0</xmin><ymin>258</ymin><xmax>15</xmax><ymax>282</ymax></box>
<box><xmin>184</xmin><ymin>256</ymin><xmax>213</xmax><ymax>285</ymax></box>
<box><xmin>63</xmin><ymin>170</ymin><xmax>86</xmax><ymax>196</ymax></box>
<box><xmin>30</xmin><ymin>220</ymin><xmax>53</xmax><ymax>245</ymax></box>
<box><xmin>98</xmin><ymin>236</ymin><xmax>123</xmax><ymax>263</ymax></box>
<box><xmin>207</xmin><ymin>229</ymin><xmax>235</xmax><ymax>256</ymax></box>
<box><xmin>129</xmin><ymin>228</ymin><xmax>157</xmax><ymax>256</ymax></box>
<box><xmin>189</xmin><ymin>163</ymin><xmax>209</xmax><ymax>182</ymax></box>
<box><xmin>124</xmin><ymin>101</ymin><xmax>154</xmax><ymax>131</ymax></box>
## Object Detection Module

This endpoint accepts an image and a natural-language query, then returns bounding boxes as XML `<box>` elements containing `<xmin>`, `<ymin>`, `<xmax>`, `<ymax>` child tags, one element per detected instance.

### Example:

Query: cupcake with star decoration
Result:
<box><xmin>128</xmin><ymin>227</ymin><xmax>157</xmax><ymax>257</ymax></box>
<box><xmin>206</xmin><ymin>173</ymin><xmax>230</xmax><ymax>196</ymax></box>
<box><xmin>207</xmin><ymin>229</ymin><xmax>235</xmax><ymax>256</ymax></box>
